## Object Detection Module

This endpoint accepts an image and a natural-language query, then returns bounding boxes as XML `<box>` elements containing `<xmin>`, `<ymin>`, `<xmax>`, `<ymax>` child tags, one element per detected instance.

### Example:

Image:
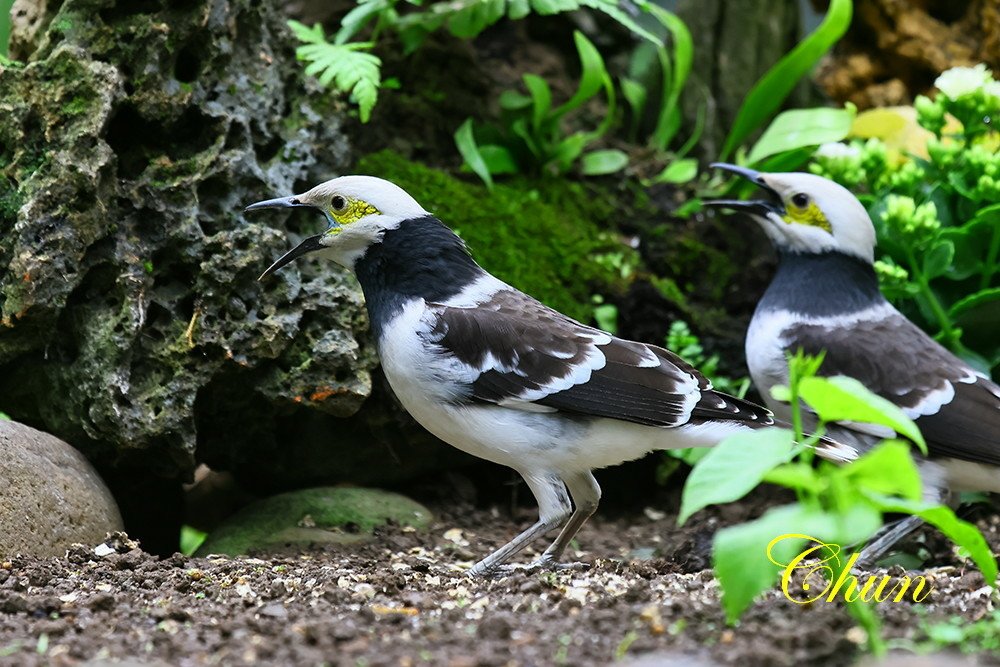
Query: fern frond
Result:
<box><xmin>288</xmin><ymin>21</ymin><xmax>383</xmax><ymax>123</ymax></box>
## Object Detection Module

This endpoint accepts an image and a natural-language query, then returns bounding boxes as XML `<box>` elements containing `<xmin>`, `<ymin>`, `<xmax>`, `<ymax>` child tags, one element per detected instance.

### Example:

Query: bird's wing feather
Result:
<box><xmin>783</xmin><ymin>310</ymin><xmax>1000</xmax><ymax>466</ymax></box>
<box><xmin>425</xmin><ymin>289</ymin><xmax>772</xmax><ymax>427</ymax></box>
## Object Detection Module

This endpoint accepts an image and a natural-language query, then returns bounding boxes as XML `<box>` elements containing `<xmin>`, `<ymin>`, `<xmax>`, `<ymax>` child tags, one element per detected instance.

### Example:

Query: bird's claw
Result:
<box><xmin>468</xmin><ymin>557</ymin><xmax>590</xmax><ymax>579</ymax></box>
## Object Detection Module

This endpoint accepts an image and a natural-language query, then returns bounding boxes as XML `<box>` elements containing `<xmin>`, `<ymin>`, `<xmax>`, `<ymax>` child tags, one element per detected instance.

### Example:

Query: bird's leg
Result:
<box><xmin>856</xmin><ymin>515</ymin><xmax>926</xmax><ymax>568</ymax></box>
<box><xmin>857</xmin><ymin>466</ymin><xmax>953</xmax><ymax>568</ymax></box>
<box><xmin>534</xmin><ymin>471</ymin><xmax>601</xmax><ymax>569</ymax></box>
<box><xmin>468</xmin><ymin>473</ymin><xmax>571</xmax><ymax>578</ymax></box>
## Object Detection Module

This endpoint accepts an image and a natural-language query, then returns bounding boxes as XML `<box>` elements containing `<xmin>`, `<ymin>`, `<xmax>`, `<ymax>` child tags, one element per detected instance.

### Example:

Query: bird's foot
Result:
<box><xmin>468</xmin><ymin>555</ymin><xmax>590</xmax><ymax>579</ymax></box>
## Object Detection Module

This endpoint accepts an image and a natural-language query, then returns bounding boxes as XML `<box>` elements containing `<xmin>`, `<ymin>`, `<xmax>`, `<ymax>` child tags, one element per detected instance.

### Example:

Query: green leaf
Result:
<box><xmin>713</xmin><ymin>504</ymin><xmax>817</xmax><ymax>623</ymax></box>
<box><xmin>834</xmin><ymin>440</ymin><xmax>922</xmax><ymax>501</ymax></box>
<box><xmin>679</xmin><ymin>427</ymin><xmax>794</xmax><ymax>525</ymax></box>
<box><xmin>335</xmin><ymin>0</ymin><xmax>390</xmax><ymax>44</ymax></box>
<box><xmin>522</xmin><ymin>74</ymin><xmax>553</xmax><ymax>131</ymax></box>
<box><xmin>499</xmin><ymin>90</ymin><xmax>532</xmax><ymax>111</ymax></box>
<box><xmin>620</xmin><ymin>77</ymin><xmax>648</xmax><ymax>131</ymax></box>
<box><xmin>654</xmin><ymin>158</ymin><xmax>698</xmax><ymax>184</ymax></box>
<box><xmin>647</xmin><ymin>5</ymin><xmax>693</xmax><ymax>150</ymax></box>
<box><xmin>479</xmin><ymin>144</ymin><xmax>520</xmax><ymax>175</ymax></box>
<box><xmin>922</xmin><ymin>239</ymin><xmax>955</xmax><ymax>280</ymax></box>
<box><xmin>453</xmin><ymin>119</ymin><xmax>494</xmax><ymax>190</ymax></box>
<box><xmin>554</xmin><ymin>31</ymin><xmax>606</xmax><ymax>117</ymax></box>
<box><xmin>869</xmin><ymin>496</ymin><xmax>998</xmax><ymax>586</ymax></box>
<box><xmin>290</xmin><ymin>26</ymin><xmax>382</xmax><ymax>123</ymax></box>
<box><xmin>797</xmin><ymin>375</ymin><xmax>927</xmax><ymax>454</ymax></box>
<box><xmin>579</xmin><ymin>0</ymin><xmax>660</xmax><ymax>45</ymax></box>
<box><xmin>579</xmin><ymin>149</ymin><xmax>628</xmax><ymax>176</ymax></box>
<box><xmin>746</xmin><ymin>106</ymin><xmax>855</xmax><ymax>164</ymax></box>
<box><xmin>720</xmin><ymin>0</ymin><xmax>852</xmax><ymax>159</ymax></box>
<box><xmin>447</xmin><ymin>0</ymin><xmax>506</xmax><ymax>38</ymax></box>
<box><xmin>550</xmin><ymin>132</ymin><xmax>587</xmax><ymax>172</ymax></box>
<box><xmin>949</xmin><ymin>287</ymin><xmax>1000</xmax><ymax>319</ymax></box>
<box><xmin>762</xmin><ymin>462</ymin><xmax>821</xmax><ymax>493</ymax></box>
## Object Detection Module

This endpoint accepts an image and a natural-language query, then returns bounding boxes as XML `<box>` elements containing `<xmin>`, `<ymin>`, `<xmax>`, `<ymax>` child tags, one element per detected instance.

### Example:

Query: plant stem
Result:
<box><xmin>982</xmin><ymin>221</ymin><xmax>1000</xmax><ymax>291</ymax></box>
<box><xmin>906</xmin><ymin>247</ymin><xmax>958</xmax><ymax>347</ymax></box>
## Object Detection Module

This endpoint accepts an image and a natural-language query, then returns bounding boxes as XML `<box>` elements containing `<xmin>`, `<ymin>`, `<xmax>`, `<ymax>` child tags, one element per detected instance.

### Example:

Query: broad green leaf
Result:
<box><xmin>720</xmin><ymin>0</ymin><xmax>852</xmax><ymax>159</ymax></box>
<box><xmin>647</xmin><ymin>5</ymin><xmax>693</xmax><ymax>150</ymax></box>
<box><xmin>551</xmin><ymin>132</ymin><xmax>587</xmax><ymax>171</ymax></box>
<box><xmin>447</xmin><ymin>0</ymin><xmax>506</xmax><ymax>38</ymax></box>
<box><xmin>579</xmin><ymin>0</ymin><xmax>660</xmax><ymax>45</ymax></box>
<box><xmin>714</xmin><ymin>504</ymin><xmax>821</xmax><ymax>623</ymax></box>
<box><xmin>747</xmin><ymin>107</ymin><xmax>855</xmax><ymax>164</ymax></box>
<box><xmin>922</xmin><ymin>239</ymin><xmax>955</xmax><ymax>279</ymax></box>
<box><xmin>530</xmin><ymin>0</ymin><xmax>578</xmax><ymax>14</ymax></box>
<box><xmin>554</xmin><ymin>31</ymin><xmax>606</xmax><ymax>117</ymax></box>
<box><xmin>620</xmin><ymin>77</ymin><xmax>648</xmax><ymax>130</ymax></box>
<box><xmin>762</xmin><ymin>462</ymin><xmax>821</xmax><ymax>493</ymax></box>
<box><xmin>335</xmin><ymin>0</ymin><xmax>389</xmax><ymax>44</ymax></box>
<box><xmin>798</xmin><ymin>375</ymin><xmax>927</xmax><ymax>453</ymax></box>
<box><xmin>510</xmin><ymin>118</ymin><xmax>541</xmax><ymax>158</ymax></box>
<box><xmin>679</xmin><ymin>427</ymin><xmax>794</xmax><ymax>525</ymax></box>
<box><xmin>770</xmin><ymin>385</ymin><xmax>791</xmax><ymax>402</ymax></box>
<box><xmin>499</xmin><ymin>90</ymin><xmax>532</xmax><ymax>111</ymax></box>
<box><xmin>834</xmin><ymin>440</ymin><xmax>922</xmax><ymax>501</ymax></box>
<box><xmin>869</xmin><ymin>496</ymin><xmax>998</xmax><ymax>586</ymax></box>
<box><xmin>479</xmin><ymin>145</ymin><xmax>520</xmax><ymax>175</ymax></box>
<box><xmin>579</xmin><ymin>149</ymin><xmax>629</xmax><ymax>176</ymax></box>
<box><xmin>508</xmin><ymin>0</ymin><xmax>531</xmax><ymax>19</ymax></box>
<box><xmin>453</xmin><ymin>119</ymin><xmax>494</xmax><ymax>190</ymax></box>
<box><xmin>949</xmin><ymin>287</ymin><xmax>1000</xmax><ymax>319</ymax></box>
<box><xmin>654</xmin><ymin>158</ymin><xmax>698</xmax><ymax>184</ymax></box>
<box><xmin>522</xmin><ymin>74</ymin><xmax>552</xmax><ymax>131</ymax></box>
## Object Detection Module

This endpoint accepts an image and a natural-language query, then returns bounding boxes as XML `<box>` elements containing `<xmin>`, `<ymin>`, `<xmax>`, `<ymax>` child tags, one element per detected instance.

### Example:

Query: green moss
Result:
<box><xmin>355</xmin><ymin>150</ymin><xmax>637</xmax><ymax>321</ymax></box>
<box><xmin>195</xmin><ymin>487</ymin><xmax>433</xmax><ymax>556</ymax></box>
<box><xmin>61</xmin><ymin>95</ymin><xmax>91</xmax><ymax>116</ymax></box>
<box><xmin>0</xmin><ymin>178</ymin><xmax>22</xmax><ymax>224</ymax></box>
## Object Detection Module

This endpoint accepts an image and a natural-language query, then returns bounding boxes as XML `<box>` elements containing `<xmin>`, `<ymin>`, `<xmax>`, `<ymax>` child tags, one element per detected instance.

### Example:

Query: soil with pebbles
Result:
<box><xmin>0</xmin><ymin>491</ymin><xmax>997</xmax><ymax>667</ymax></box>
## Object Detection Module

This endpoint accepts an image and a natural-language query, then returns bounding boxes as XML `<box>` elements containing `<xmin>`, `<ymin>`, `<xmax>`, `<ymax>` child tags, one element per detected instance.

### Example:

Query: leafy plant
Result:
<box><xmin>337</xmin><ymin>0</ymin><xmax>662</xmax><ymax>54</ymax></box>
<box><xmin>920</xmin><ymin>610</ymin><xmax>1000</xmax><ymax>654</ymax></box>
<box><xmin>456</xmin><ymin>30</ymin><xmax>625</xmax><ymax>186</ymax></box>
<box><xmin>681</xmin><ymin>351</ymin><xmax>997</xmax><ymax>650</ymax></box>
<box><xmin>301</xmin><ymin>0</ymin><xmax>669</xmax><ymax>122</ymax></box>
<box><xmin>810</xmin><ymin>64</ymin><xmax>1000</xmax><ymax>375</ymax></box>
<box><xmin>719</xmin><ymin>0</ymin><xmax>853</xmax><ymax>161</ymax></box>
<box><xmin>288</xmin><ymin>20</ymin><xmax>381</xmax><ymax>122</ymax></box>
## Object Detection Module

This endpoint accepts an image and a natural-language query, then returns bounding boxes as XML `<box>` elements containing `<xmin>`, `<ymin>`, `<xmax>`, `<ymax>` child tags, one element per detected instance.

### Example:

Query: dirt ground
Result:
<box><xmin>1</xmin><ymin>484</ymin><xmax>998</xmax><ymax>667</ymax></box>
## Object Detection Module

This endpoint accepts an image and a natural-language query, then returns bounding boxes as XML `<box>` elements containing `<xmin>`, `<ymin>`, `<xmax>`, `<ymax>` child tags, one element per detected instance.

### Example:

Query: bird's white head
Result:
<box><xmin>706</xmin><ymin>164</ymin><xmax>876</xmax><ymax>263</ymax></box>
<box><xmin>245</xmin><ymin>175</ymin><xmax>430</xmax><ymax>277</ymax></box>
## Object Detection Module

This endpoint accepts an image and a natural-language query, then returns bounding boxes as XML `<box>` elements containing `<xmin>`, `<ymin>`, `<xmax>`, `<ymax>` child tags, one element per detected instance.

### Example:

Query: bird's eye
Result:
<box><xmin>791</xmin><ymin>193</ymin><xmax>810</xmax><ymax>208</ymax></box>
<box><xmin>331</xmin><ymin>195</ymin><xmax>347</xmax><ymax>211</ymax></box>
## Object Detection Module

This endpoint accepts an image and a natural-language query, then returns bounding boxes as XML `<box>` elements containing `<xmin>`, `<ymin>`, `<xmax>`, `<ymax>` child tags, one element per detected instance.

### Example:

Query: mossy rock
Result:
<box><xmin>355</xmin><ymin>150</ymin><xmax>638</xmax><ymax>322</ymax></box>
<box><xmin>195</xmin><ymin>487</ymin><xmax>433</xmax><ymax>557</ymax></box>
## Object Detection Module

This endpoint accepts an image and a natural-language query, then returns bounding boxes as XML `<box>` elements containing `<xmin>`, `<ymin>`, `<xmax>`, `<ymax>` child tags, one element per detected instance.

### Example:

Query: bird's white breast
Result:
<box><xmin>746</xmin><ymin>303</ymin><xmax>896</xmax><ymax>413</ymax></box>
<box><xmin>377</xmin><ymin>300</ymin><xmax>752</xmax><ymax>475</ymax></box>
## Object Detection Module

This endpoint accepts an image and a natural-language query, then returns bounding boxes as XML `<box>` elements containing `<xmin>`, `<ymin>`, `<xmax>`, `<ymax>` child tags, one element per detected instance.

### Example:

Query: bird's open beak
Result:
<box><xmin>256</xmin><ymin>234</ymin><xmax>325</xmax><ymax>281</ymax></box>
<box><xmin>244</xmin><ymin>195</ymin><xmax>309</xmax><ymax>212</ymax></box>
<box><xmin>703</xmin><ymin>163</ymin><xmax>785</xmax><ymax>216</ymax></box>
<box><xmin>245</xmin><ymin>195</ymin><xmax>328</xmax><ymax>280</ymax></box>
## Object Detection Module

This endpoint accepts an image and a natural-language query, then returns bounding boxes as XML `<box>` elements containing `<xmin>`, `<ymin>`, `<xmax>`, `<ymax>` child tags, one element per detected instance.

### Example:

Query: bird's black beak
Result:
<box><xmin>256</xmin><ymin>234</ymin><xmax>325</xmax><ymax>281</ymax></box>
<box><xmin>245</xmin><ymin>195</ymin><xmax>327</xmax><ymax>280</ymax></box>
<box><xmin>243</xmin><ymin>195</ymin><xmax>309</xmax><ymax>212</ymax></box>
<box><xmin>703</xmin><ymin>163</ymin><xmax>785</xmax><ymax>216</ymax></box>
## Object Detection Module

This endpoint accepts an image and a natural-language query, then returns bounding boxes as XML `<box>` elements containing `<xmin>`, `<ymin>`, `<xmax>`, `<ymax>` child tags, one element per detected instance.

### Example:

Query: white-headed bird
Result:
<box><xmin>245</xmin><ymin>176</ymin><xmax>787</xmax><ymax>576</ymax></box>
<box><xmin>707</xmin><ymin>163</ymin><xmax>1000</xmax><ymax>561</ymax></box>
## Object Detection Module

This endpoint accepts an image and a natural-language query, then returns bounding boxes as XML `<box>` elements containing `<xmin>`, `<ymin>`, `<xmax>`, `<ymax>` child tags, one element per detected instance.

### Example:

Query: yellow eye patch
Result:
<box><xmin>782</xmin><ymin>200</ymin><xmax>831</xmax><ymax>233</ymax></box>
<box><xmin>329</xmin><ymin>198</ymin><xmax>380</xmax><ymax>228</ymax></box>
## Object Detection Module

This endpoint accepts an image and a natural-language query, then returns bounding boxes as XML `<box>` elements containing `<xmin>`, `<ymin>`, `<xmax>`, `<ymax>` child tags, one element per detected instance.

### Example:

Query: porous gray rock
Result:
<box><xmin>0</xmin><ymin>420</ymin><xmax>124</xmax><ymax>557</ymax></box>
<box><xmin>0</xmin><ymin>0</ymin><xmax>470</xmax><ymax>550</ymax></box>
